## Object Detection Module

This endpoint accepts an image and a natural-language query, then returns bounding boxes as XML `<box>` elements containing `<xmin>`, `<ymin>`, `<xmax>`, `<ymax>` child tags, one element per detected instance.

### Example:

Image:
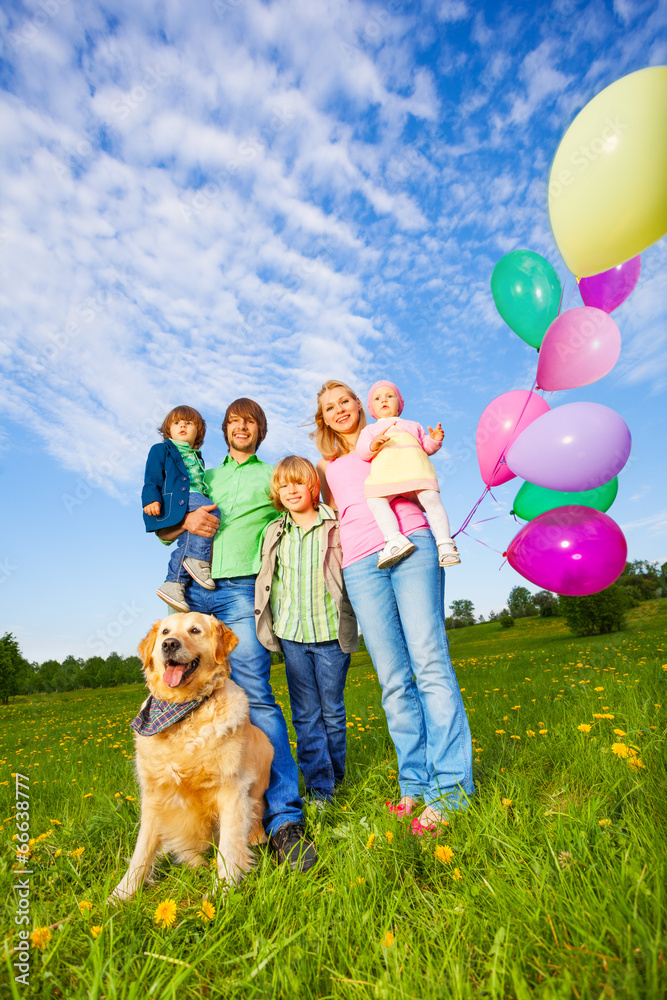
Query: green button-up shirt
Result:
<box><xmin>204</xmin><ymin>454</ymin><xmax>281</xmax><ymax>579</ymax></box>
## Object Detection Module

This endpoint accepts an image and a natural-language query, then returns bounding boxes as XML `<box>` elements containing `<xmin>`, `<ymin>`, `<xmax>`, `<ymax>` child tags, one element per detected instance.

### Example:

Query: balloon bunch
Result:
<box><xmin>470</xmin><ymin>65</ymin><xmax>667</xmax><ymax>597</ymax></box>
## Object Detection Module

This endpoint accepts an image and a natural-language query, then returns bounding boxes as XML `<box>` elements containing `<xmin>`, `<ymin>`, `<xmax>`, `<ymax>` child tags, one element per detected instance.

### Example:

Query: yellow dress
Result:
<box><xmin>364</xmin><ymin>427</ymin><xmax>439</xmax><ymax>498</ymax></box>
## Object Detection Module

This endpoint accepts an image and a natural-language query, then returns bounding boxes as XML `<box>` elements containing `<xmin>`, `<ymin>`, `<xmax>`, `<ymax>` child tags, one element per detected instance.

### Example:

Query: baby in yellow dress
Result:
<box><xmin>356</xmin><ymin>380</ymin><xmax>460</xmax><ymax>570</ymax></box>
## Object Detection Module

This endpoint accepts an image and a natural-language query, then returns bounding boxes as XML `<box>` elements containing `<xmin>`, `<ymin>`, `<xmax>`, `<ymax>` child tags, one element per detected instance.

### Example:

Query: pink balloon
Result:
<box><xmin>579</xmin><ymin>256</ymin><xmax>641</xmax><ymax>313</ymax></box>
<box><xmin>506</xmin><ymin>402</ymin><xmax>631</xmax><ymax>491</ymax></box>
<box><xmin>476</xmin><ymin>390</ymin><xmax>551</xmax><ymax>487</ymax></box>
<box><xmin>506</xmin><ymin>506</ymin><xmax>627</xmax><ymax>596</ymax></box>
<box><xmin>536</xmin><ymin>307</ymin><xmax>621</xmax><ymax>391</ymax></box>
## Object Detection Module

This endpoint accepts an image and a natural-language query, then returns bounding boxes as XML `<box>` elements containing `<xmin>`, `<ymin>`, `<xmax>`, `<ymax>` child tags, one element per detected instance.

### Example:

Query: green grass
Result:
<box><xmin>1</xmin><ymin>602</ymin><xmax>666</xmax><ymax>999</ymax></box>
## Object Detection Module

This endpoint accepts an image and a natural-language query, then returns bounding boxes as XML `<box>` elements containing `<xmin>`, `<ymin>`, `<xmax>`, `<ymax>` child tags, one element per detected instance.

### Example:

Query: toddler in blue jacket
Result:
<box><xmin>142</xmin><ymin>405</ymin><xmax>220</xmax><ymax>613</ymax></box>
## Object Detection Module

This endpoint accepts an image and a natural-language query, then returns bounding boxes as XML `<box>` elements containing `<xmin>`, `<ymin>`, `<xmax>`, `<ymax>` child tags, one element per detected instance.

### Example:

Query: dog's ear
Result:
<box><xmin>212</xmin><ymin>616</ymin><xmax>239</xmax><ymax>663</ymax></box>
<box><xmin>138</xmin><ymin>621</ymin><xmax>162</xmax><ymax>670</ymax></box>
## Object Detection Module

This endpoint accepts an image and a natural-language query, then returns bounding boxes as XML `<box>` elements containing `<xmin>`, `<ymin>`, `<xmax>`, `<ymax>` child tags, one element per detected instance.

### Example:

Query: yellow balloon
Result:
<box><xmin>548</xmin><ymin>66</ymin><xmax>667</xmax><ymax>277</ymax></box>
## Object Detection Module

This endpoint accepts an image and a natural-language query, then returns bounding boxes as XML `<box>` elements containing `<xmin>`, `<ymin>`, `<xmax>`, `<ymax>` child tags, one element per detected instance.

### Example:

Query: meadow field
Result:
<box><xmin>1</xmin><ymin>602</ymin><xmax>666</xmax><ymax>999</ymax></box>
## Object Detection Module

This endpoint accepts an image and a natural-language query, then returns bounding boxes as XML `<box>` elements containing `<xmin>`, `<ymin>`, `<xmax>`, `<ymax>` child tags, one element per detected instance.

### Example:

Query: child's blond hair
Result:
<box><xmin>270</xmin><ymin>456</ymin><xmax>320</xmax><ymax>512</ymax></box>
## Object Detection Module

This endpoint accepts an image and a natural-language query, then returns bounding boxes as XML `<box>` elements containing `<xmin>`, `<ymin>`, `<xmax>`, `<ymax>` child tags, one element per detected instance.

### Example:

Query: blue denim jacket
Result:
<box><xmin>142</xmin><ymin>439</ymin><xmax>204</xmax><ymax>532</ymax></box>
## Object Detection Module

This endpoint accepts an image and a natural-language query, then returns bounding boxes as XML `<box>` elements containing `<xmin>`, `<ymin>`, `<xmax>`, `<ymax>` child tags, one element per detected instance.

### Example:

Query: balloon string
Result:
<box><xmin>465</xmin><ymin>512</ymin><xmax>511</xmax><ymax>527</ymax></box>
<box><xmin>452</xmin><ymin>485</ymin><xmax>489</xmax><ymax>538</ymax></box>
<box><xmin>456</xmin><ymin>528</ymin><xmax>505</xmax><ymax>556</ymax></box>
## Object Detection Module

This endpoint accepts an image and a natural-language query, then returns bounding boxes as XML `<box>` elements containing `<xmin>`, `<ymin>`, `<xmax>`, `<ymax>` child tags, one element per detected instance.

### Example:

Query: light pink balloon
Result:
<box><xmin>506</xmin><ymin>506</ymin><xmax>627</xmax><ymax>596</ymax></box>
<box><xmin>476</xmin><ymin>390</ymin><xmax>551</xmax><ymax>487</ymax></box>
<box><xmin>537</xmin><ymin>307</ymin><xmax>621</xmax><ymax>391</ymax></box>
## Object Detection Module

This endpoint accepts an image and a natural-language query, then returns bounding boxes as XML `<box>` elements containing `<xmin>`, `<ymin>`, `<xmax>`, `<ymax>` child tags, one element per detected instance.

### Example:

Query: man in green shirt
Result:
<box><xmin>158</xmin><ymin>398</ymin><xmax>316</xmax><ymax>873</ymax></box>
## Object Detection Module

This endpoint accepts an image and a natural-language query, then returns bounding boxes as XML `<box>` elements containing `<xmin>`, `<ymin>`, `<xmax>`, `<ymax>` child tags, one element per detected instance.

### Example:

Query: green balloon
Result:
<box><xmin>491</xmin><ymin>249</ymin><xmax>562</xmax><ymax>349</ymax></box>
<box><xmin>512</xmin><ymin>478</ymin><xmax>619</xmax><ymax>521</ymax></box>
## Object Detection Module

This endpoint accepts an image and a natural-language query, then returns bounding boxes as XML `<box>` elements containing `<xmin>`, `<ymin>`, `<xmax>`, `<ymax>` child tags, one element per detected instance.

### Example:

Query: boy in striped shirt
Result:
<box><xmin>255</xmin><ymin>457</ymin><xmax>358</xmax><ymax>803</ymax></box>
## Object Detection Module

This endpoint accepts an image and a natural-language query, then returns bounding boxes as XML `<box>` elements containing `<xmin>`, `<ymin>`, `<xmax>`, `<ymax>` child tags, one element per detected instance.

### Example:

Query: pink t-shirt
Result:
<box><xmin>325</xmin><ymin>452</ymin><xmax>429</xmax><ymax>568</ymax></box>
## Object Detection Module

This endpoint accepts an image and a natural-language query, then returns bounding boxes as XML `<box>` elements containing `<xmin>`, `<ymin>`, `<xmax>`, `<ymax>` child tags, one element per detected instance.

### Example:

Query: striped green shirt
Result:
<box><xmin>171</xmin><ymin>439</ymin><xmax>210</xmax><ymax>497</ymax></box>
<box><xmin>270</xmin><ymin>504</ymin><xmax>339</xmax><ymax>644</ymax></box>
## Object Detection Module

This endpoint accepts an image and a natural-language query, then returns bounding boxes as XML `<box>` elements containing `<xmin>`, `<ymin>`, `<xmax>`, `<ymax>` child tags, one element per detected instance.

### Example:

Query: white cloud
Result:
<box><xmin>437</xmin><ymin>0</ymin><xmax>470</xmax><ymax>23</ymax></box>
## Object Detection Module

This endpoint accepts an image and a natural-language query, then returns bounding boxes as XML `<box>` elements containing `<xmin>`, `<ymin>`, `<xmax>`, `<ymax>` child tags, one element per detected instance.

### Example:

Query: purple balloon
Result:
<box><xmin>579</xmin><ymin>256</ymin><xmax>641</xmax><ymax>313</ymax></box>
<box><xmin>506</xmin><ymin>402</ymin><xmax>631</xmax><ymax>491</ymax></box>
<box><xmin>507</xmin><ymin>506</ymin><xmax>627</xmax><ymax>596</ymax></box>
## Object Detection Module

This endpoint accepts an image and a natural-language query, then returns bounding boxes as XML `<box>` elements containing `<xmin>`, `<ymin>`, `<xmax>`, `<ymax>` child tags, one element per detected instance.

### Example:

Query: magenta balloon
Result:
<box><xmin>476</xmin><ymin>390</ymin><xmax>551</xmax><ymax>487</ymax></box>
<box><xmin>579</xmin><ymin>256</ymin><xmax>641</xmax><ymax>313</ymax></box>
<box><xmin>536</xmin><ymin>307</ymin><xmax>621</xmax><ymax>391</ymax></box>
<box><xmin>506</xmin><ymin>506</ymin><xmax>627</xmax><ymax>596</ymax></box>
<box><xmin>506</xmin><ymin>402</ymin><xmax>631</xmax><ymax>491</ymax></box>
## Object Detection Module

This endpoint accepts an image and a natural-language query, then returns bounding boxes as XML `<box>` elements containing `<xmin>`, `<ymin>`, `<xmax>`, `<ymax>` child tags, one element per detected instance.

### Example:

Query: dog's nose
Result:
<box><xmin>162</xmin><ymin>637</ymin><xmax>181</xmax><ymax>654</ymax></box>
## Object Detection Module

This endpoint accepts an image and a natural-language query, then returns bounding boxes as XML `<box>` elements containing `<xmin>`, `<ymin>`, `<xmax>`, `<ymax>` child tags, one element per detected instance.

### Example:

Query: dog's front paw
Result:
<box><xmin>107</xmin><ymin>884</ymin><xmax>131</xmax><ymax>905</ymax></box>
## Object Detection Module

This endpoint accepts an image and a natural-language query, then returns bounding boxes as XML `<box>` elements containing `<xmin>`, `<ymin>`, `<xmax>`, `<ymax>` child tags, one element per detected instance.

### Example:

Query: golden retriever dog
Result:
<box><xmin>110</xmin><ymin>612</ymin><xmax>273</xmax><ymax>903</ymax></box>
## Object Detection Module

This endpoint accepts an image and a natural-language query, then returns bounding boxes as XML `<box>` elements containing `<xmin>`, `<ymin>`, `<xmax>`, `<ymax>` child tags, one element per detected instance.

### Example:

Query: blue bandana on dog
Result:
<box><xmin>130</xmin><ymin>695</ymin><xmax>209</xmax><ymax>737</ymax></box>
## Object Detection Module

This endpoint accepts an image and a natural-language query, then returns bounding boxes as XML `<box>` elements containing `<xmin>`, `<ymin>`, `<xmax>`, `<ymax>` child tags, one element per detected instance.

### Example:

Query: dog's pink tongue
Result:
<box><xmin>163</xmin><ymin>664</ymin><xmax>186</xmax><ymax>688</ymax></box>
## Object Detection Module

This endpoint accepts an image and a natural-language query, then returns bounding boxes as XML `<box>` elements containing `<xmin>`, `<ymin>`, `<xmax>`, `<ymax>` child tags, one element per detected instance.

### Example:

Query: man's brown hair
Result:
<box><xmin>222</xmin><ymin>398</ymin><xmax>268</xmax><ymax>449</ymax></box>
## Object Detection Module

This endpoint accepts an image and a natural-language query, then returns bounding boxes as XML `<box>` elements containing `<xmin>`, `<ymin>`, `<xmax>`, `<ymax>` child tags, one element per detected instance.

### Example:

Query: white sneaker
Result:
<box><xmin>377</xmin><ymin>533</ymin><xmax>416</xmax><ymax>569</ymax></box>
<box><xmin>156</xmin><ymin>581</ymin><xmax>190</xmax><ymax>613</ymax></box>
<box><xmin>183</xmin><ymin>557</ymin><xmax>216</xmax><ymax>590</ymax></box>
<box><xmin>437</xmin><ymin>540</ymin><xmax>460</xmax><ymax>567</ymax></box>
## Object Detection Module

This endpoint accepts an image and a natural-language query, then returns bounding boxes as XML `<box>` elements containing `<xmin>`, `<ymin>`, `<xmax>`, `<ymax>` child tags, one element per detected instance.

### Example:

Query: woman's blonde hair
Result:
<box><xmin>269</xmin><ymin>456</ymin><xmax>320</xmax><ymax>511</ymax></box>
<box><xmin>311</xmin><ymin>380</ymin><xmax>366</xmax><ymax>460</ymax></box>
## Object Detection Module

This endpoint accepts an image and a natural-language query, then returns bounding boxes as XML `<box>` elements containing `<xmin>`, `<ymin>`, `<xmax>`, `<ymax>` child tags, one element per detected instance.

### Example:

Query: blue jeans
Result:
<box><xmin>185</xmin><ymin>575</ymin><xmax>304</xmax><ymax>836</ymax></box>
<box><xmin>343</xmin><ymin>530</ymin><xmax>474</xmax><ymax>811</ymax></box>
<box><xmin>166</xmin><ymin>493</ymin><xmax>219</xmax><ymax>583</ymax></box>
<box><xmin>281</xmin><ymin>638</ymin><xmax>350</xmax><ymax>801</ymax></box>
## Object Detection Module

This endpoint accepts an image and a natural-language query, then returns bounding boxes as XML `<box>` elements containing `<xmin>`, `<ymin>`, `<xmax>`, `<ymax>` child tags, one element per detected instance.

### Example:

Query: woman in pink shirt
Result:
<box><xmin>313</xmin><ymin>380</ymin><xmax>474</xmax><ymax>832</ymax></box>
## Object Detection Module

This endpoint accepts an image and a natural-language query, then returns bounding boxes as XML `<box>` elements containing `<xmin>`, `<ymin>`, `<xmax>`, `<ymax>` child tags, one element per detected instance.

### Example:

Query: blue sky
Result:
<box><xmin>1</xmin><ymin>0</ymin><xmax>666</xmax><ymax>662</ymax></box>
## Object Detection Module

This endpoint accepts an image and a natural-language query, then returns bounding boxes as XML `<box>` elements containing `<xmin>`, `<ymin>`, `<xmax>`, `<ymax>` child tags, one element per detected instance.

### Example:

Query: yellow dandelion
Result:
<box><xmin>435</xmin><ymin>844</ymin><xmax>454</xmax><ymax>863</ymax></box>
<box><xmin>594</xmin><ymin>686</ymin><xmax>604</xmax><ymax>692</ymax></box>
<box><xmin>510</xmin><ymin>735</ymin><xmax>520</xmax><ymax>740</ymax></box>
<box><xmin>501</xmin><ymin>798</ymin><xmax>513</xmax><ymax>808</ymax></box>
<box><xmin>593</xmin><ymin>713</ymin><xmax>615</xmax><ymax>720</ymax></box>
<box><xmin>90</xmin><ymin>925</ymin><xmax>103</xmax><ymax>939</ymax></box>
<box><xmin>385</xmin><ymin>831</ymin><xmax>394</xmax><ymax>843</ymax></box>
<box><xmin>628</xmin><ymin>757</ymin><xmax>645</xmax><ymax>771</ymax></box>
<box><xmin>613</xmin><ymin>729</ymin><xmax>627</xmax><ymax>737</ymax></box>
<box><xmin>452</xmin><ymin>867</ymin><xmax>463</xmax><ymax>881</ymax></box>
<box><xmin>153</xmin><ymin>899</ymin><xmax>177</xmax><ymax>929</ymax></box>
<box><xmin>54</xmin><ymin>849</ymin><xmax>62</xmax><ymax>858</ymax></box>
<box><xmin>30</xmin><ymin>927</ymin><xmax>51</xmax><ymax>950</ymax></box>
<box><xmin>78</xmin><ymin>900</ymin><xmax>93</xmax><ymax>915</ymax></box>
<box><xmin>538</xmin><ymin>730</ymin><xmax>548</xmax><ymax>735</ymax></box>
<box><xmin>365</xmin><ymin>833</ymin><xmax>375</xmax><ymax>850</ymax></box>
<box><xmin>598</xmin><ymin>819</ymin><xmax>611</xmax><ymax>828</ymax></box>
<box><xmin>577</xmin><ymin>724</ymin><xmax>592</xmax><ymax>733</ymax></box>
<box><xmin>611</xmin><ymin>743</ymin><xmax>629</xmax><ymax>758</ymax></box>
<box><xmin>71</xmin><ymin>847</ymin><xmax>85</xmax><ymax>858</ymax></box>
<box><xmin>495</xmin><ymin>729</ymin><xmax>505</xmax><ymax>735</ymax></box>
<box><xmin>526</xmin><ymin>730</ymin><xmax>536</xmax><ymax>737</ymax></box>
<box><xmin>197</xmin><ymin>900</ymin><xmax>215</xmax><ymax>921</ymax></box>
<box><xmin>83</xmin><ymin>793</ymin><xmax>93</xmax><ymax>799</ymax></box>
<box><xmin>382</xmin><ymin>931</ymin><xmax>394</xmax><ymax>948</ymax></box>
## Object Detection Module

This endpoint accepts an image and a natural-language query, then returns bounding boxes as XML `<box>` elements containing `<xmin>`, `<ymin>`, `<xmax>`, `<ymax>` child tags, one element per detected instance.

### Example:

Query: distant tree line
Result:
<box><xmin>0</xmin><ymin>634</ymin><xmax>143</xmax><ymax>700</ymax></box>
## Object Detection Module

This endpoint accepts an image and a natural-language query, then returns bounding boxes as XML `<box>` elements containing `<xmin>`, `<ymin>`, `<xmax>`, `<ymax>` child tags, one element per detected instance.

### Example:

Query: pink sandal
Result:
<box><xmin>385</xmin><ymin>798</ymin><xmax>417</xmax><ymax>817</ymax></box>
<box><xmin>410</xmin><ymin>818</ymin><xmax>437</xmax><ymax>837</ymax></box>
